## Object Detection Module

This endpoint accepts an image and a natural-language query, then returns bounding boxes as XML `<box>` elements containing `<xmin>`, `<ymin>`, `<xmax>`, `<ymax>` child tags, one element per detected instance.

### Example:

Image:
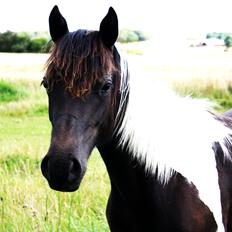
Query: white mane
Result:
<box><xmin>118</xmin><ymin>62</ymin><xmax>232</xmax><ymax>232</ymax></box>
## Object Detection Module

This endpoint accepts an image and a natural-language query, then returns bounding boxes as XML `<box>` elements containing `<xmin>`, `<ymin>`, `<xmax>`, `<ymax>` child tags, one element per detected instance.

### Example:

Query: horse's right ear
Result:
<box><xmin>49</xmin><ymin>5</ymin><xmax>69</xmax><ymax>42</ymax></box>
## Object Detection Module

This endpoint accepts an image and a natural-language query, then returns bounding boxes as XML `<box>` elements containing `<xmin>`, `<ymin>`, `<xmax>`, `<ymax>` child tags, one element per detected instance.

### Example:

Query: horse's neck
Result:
<box><xmin>97</xmin><ymin>139</ymin><xmax>218</xmax><ymax>232</ymax></box>
<box><xmin>98</xmin><ymin>138</ymin><xmax>152</xmax><ymax>198</ymax></box>
<box><xmin>98</xmin><ymin>138</ymin><xmax>139</xmax><ymax>186</ymax></box>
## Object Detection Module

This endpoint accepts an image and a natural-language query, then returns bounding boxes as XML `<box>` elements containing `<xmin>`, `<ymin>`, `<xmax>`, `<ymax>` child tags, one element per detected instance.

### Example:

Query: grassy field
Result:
<box><xmin>1</xmin><ymin>46</ymin><xmax>232</xmax><ymax>231</ymax></box>
<box><xmin>0</xmin><ymin>73</ymin><xmax>110</xmax><ymax>231</ymax></box>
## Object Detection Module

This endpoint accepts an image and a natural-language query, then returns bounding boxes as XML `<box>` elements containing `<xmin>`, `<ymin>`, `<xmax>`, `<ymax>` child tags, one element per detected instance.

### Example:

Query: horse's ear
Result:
<box><xmin>49</xmin><ymin>5</ymin><xmax>69</xmax><ymax>42</ymax></box>
<box><xmin>99</xmin><ymin>7</ymin><xmax>118</xmax><ymax>47</ymax></box>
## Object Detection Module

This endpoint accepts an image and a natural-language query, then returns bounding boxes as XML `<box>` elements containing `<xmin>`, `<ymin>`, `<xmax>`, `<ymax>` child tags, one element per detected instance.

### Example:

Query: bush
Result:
<box><xmin>0</xmin><ymin>31</ymin><xmax>50</xmax><ymax>53</ymax></box>
<box><xmin>224</xmin><ymin>36</ymin><xmax>232</xmax><ymax>48</ymax></box>
<box><xmin>0</xmin><ymin>31</ymin><xmax>18</xmax><ymax>52</ymax></box>
<box><xmin>27</xmin><ymin>38</ymin><xmax>49</xmax><ymax>53</ymax></box>
<box><xmin>118</xmin><ymin>29</ymin><xmax>149</xmax><ymax>43</ymax></box>
<box><xmin>11</xmin><ymin>34</ymin><xmax>31</xmax><ymax>53</ymax></box>
<box><xmin>134</xmin><ymin>30</ymin><xmax>149</xmax><ymax>41</ymax></box>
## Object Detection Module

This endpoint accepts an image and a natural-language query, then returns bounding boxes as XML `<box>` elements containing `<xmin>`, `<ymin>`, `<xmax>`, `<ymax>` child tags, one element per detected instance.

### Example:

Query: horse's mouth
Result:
<box><xmin>48</xmin><ymin>180</ymin><xmax>81</xmax><ymax>192</ymax></box>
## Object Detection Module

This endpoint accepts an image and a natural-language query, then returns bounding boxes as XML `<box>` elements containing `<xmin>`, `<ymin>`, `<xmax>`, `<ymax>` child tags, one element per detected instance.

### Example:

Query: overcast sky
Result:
<box><xmin>1</xmin><ymin>0</ymin><xmax>232</xmax><ymax>39</ymax></box>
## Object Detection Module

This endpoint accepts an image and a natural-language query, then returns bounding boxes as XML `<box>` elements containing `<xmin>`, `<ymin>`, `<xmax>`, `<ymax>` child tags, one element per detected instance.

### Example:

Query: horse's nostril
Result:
<box><xmin>68</xmin><ymin>158</ymin><xmax>82</xmax><ymax>182</ymax></box>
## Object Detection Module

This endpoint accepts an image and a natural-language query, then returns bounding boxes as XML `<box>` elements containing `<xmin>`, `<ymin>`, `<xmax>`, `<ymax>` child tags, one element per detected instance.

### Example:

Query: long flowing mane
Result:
<box><xmin>118</xmin><ymin>69</ymin><xmax>232</xmax><ymax>231</ymax></box>
<box><xmin>45</xmin><ymin>30</ymin><xmax>118</xmax><ymax>97</ymax></box>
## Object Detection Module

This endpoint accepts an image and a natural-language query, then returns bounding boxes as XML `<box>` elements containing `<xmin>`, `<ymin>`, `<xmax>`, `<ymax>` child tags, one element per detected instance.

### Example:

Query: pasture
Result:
<box><xmin>1</xmin><ymin>45</ymin><xmax>232</xmax><ymax>231</ymax></box>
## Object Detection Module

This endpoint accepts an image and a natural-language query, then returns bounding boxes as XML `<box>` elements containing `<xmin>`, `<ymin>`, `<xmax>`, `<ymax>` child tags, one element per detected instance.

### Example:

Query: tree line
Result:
<box><xmin>0</xmin><ymin>30</ymin><xmax>149</xmax><ymax>53</ymax></box>
<box><xmin>0</xmin><ymin>31</ymin><xmax>52</xmax><ymax>53</ymax></box>
<box><xmin>1</xmin><ymin>30</ymin><xmax>232</xmax><ymax>53</ymax></box>
<box><xmin>206</xmin><ymin>32</ymin><xmax>232</xmax><ymax>48</ymax></box>
<box><xmin>118</xmin><ymin>29</ymin><xmax>149</xmax><ymax>43</ymax></box>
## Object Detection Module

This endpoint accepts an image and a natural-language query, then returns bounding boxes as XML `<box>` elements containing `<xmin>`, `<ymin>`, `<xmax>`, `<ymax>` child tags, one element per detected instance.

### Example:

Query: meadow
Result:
<box><xmin>1</xmin><ymin>45</ymin><xmax>232</xmax><ymax>231</ymax></box>
<box><xmin>0</xmin><ymin>54</ymin><xmax>110</xmax><ymax>232</ymax></box>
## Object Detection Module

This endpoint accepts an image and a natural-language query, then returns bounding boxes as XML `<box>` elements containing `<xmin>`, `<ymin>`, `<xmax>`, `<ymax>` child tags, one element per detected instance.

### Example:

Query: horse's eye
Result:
<box><xmin>99</xmin><ymin>81</ymin><xmax>113</xmax><ymax>96</ymax></box>
<box><xmin>41</xmin><ymin>79</ymin><xmax>48</xmax><ymax>89</ymax></box>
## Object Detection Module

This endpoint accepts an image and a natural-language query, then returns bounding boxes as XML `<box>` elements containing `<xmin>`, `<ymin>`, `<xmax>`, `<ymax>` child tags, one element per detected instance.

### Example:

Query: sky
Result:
<box><xmin>1</xmin><ymin>0</ymin><xmax>232</xmax><ymax>40</ymax></box>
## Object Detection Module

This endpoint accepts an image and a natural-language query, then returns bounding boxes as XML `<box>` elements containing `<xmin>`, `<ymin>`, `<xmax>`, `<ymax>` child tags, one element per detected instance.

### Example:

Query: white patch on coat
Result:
<box><xmin>118</xmin><ymin>68</ymin><xmax>231</xmax><ymax>232</ymax></box>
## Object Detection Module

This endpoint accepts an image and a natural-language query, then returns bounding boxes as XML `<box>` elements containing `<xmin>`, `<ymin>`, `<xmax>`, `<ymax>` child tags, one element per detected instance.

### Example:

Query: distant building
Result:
<box><xmin>199</xmin><ymin>38</ymin><xmax>225</xmax><ymax>47</ymax></box>
<box><xmin>189</xmin><ymin>38</ymin><xmax>225</xmax><ymax>47</ymax></box>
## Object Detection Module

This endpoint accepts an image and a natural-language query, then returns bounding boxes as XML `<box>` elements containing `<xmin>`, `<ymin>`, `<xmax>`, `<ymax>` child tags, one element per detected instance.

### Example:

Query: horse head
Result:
<box><xmin>41</xmin><ymin>6</ymin><xmax>124</xmax><ymax>192</ymax></box>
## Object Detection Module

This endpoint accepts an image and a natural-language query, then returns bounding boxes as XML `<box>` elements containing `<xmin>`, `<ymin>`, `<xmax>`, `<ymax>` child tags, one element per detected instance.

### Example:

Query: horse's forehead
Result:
<box><xmin>67</xmin><ymin>29</ymin><xmax>95</xmax><ymax>43</ymax></box>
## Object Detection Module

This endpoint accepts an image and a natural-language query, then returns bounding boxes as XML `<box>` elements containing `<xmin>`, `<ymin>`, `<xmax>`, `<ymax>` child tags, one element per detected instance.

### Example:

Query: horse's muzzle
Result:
<box><xmin>41</xmin><ymin>153</ymin><xmax>85</xmax><ymax>192</ymax></box>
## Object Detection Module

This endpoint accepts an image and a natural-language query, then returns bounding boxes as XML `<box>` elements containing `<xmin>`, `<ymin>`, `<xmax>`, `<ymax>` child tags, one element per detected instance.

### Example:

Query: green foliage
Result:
<box><xmin>206</xmin><ymin>32</ymin><xmax>231</xmax><ymax>40</ymax></box>
<box><xmin>0</xmin><ymin>31</ymin><xmax>18</xmax><ymax>52</ymax></box>
<box><xmin>0</xmin><ymin>31</ymin><xmax>50</xmax><ymax>53</ymax></box>
<box><xmin>28</xmin><ymin>38</ymin><xmax>52</xmax><ymax>53</ymax></box>
<box><xmin>134</xmin><ymin>30</ymin><xmax>149</xmax><ymax>41</ymax></box>
<box><xmin>119</xmin><ymin>29</ymin><xmax>138</xmax><ymax>43</ymax></box>
<box><xmin>224</xmin><ymin>36</ymin><xmax>232</xmax><ymax>48</ymax></box>
<box><xmin>0</xmin><ymin>80</ymin><xmax>27</xmax><ymax>102</ymax></box>
<box><xmin>11</xmin><ymin>33</ymin><xmax>31</xmax><ymax>52</ymax></box>
<box><xmin>118</xmin><ymin>29</ymin><xmax>149</xmax><ymax>43</ymax></box>
<box><xmin>0</xmin><ymin>29</ymin><xmax>149</xmax><ymax>52</ymax></box>
<box><xmin>206</xmin><ymin>32</ymin><xmax>232</xmax><ymax>48</ymax></box>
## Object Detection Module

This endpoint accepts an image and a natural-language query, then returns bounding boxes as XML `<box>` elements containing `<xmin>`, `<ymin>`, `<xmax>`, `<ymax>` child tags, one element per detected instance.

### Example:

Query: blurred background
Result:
<box><xmin>1</xmin><ymin>0</ymin><xmax>232</xmax><ymax>231</ymax></box>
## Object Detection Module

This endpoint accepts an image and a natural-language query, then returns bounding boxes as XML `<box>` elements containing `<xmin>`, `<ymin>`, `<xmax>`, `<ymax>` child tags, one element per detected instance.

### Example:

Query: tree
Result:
<box><xmin>0</xmin><ymin>31</ymin><xmax>18</xmax><ymax>52</ymax></box>
<box><xmin>11</xmin><ymin>34</ymin><xmax>31</xmax><ymax>52</ymax></box>
<box><xmin>27</xmin><ymin>38</ymin><xmax>49</xmax><ymax>53</ymax></box>
<box><xmin>134</xmin><ymin>30</ymin><xmax>149</xmax><ymax>41</ymax></box>
<box><xmin>0</xmin><ymin>31</ymin><xmax>50</xmax><ymax>53</ymax></box>
<box><xmin>224</xmin><ymin>36</ymin><xmax>232</xmax><ymax>48</ymax></box>
<box><xmin>118</xmin><ymin>29</ymin><xmax>149</xmax><ymax>43</ymax></box>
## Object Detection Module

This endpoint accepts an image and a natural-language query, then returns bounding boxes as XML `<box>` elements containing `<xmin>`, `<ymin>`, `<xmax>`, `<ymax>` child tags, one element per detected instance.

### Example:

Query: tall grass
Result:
<box><xmin>172</xmin><ymin>78</ymin><xmax>232</xmax><ymax>112</ymax></box>
<box><xmin>0</xmin><ymin>80</ymin><xmax>27</xmax><ymax>102</ymax></box>
<box><xmin>0</xmin><ymin>152</ymin><xmax>110</xmax><ymax>232</ymax></box>
<box><xmin>0</xmin><ymin>79</ymin><xmax>110</xmax><ymax>232</ymax></box>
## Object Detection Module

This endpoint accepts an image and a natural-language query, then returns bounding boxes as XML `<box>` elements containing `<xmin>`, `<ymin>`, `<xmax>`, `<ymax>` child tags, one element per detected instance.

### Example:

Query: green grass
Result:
<box><xmin>0</xmin><ymin>79</ymin><xmax>110</xmax><ymax>232</ymax></box>
<box><xmin>0</xmin><ymin>80</ymin><xmax>27</xmax><ymax>102</ymax></box>
<box><xmin>0</xmin><ymin>79</ymin><xmax>48</xmax><ymax>117</ymax></box>
<box><xmin>1</xmin><ymin>72</ymin><xmax>232</xmax><ymax>231</ymax></box>
<box><xmin>173</xmin><ymin>79</ymin><xmax>232</xmax><ymax>112</ymax></box>
<box><xmin>0</xmin><ymin>151</ymin><xmax>110</xmax><ymax>232</ymax></box>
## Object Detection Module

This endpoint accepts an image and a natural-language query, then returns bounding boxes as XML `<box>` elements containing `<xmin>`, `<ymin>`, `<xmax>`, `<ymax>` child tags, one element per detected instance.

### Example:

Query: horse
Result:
<box><xmin>41</xmin><ymin>6</ymin><xmax>232</xmax><ymax>232</ymax></box>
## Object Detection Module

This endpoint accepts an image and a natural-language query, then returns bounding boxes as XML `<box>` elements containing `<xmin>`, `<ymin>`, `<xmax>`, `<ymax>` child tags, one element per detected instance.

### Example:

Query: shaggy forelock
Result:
<box><xmin>45</xmin><ymin>30</ymin><xmax>118</xmax><ymax>97</ymax></box>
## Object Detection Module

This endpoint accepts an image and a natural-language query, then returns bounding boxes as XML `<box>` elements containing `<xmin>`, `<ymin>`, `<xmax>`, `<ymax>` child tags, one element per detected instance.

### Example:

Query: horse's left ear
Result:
<box><xmin>49</xmin><ymin>5</ymin><xmax>69</xmax><ymax>42</ymax></box>
<box><xmin>99</xmin><ymin>7</ymin><xmax>118</xmax><ymax>47</ymax></box>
